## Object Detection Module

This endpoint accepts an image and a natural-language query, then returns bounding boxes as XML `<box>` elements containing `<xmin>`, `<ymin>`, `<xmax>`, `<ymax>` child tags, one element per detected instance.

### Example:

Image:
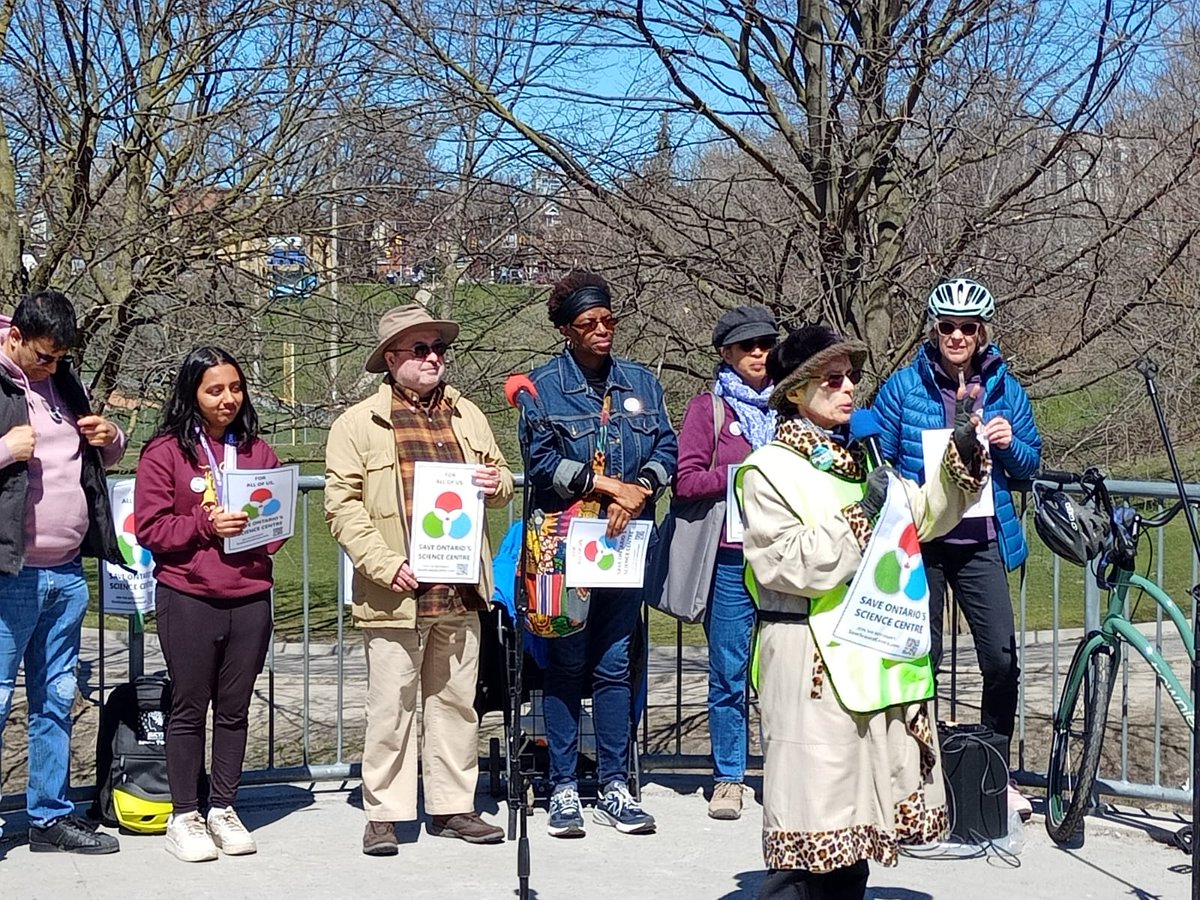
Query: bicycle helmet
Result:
<box><xmin>927</xmin><ymin>278</ymin><xmax>996</xmax><ymax>322</ymax></box>
<box><xmin>1033</xmin><ymin>484</ymin><xmax>1110</xmax><ymax>566</ymax></box>
<box><xmin>111</xmin><ymin>786</ymin><xmax>171</xmax><ymax>834</ymax></box>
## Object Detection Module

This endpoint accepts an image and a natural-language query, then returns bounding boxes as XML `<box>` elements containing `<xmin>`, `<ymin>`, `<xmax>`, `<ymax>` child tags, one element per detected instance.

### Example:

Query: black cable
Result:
<box><xmin>902</xmin><ymin>729</ymin><xmax>1023</xmax><ymax>866</ymax></box>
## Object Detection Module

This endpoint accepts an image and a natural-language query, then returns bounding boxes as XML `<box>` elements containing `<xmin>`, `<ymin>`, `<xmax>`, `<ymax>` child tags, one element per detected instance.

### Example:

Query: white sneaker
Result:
<box><xmin>206</xmin><ymin>806</ymin><xmax>257</xmax><ymax>855</ymax></box>
<box><xmin>165</xmin><ymin>811</ymin><xmax>218</xmax><ymax>862</ymax></box>
<box><xmin>1007</xmin><ymin>780</ymin><xmax>1032</xmax><ymax>822</ymax></box>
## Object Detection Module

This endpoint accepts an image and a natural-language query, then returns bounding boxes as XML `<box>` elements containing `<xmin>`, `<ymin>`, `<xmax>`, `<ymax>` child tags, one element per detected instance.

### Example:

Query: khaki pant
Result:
<box><xmin>360</xmin><ymin>613</ymin><xmax>481</xmax><ymax>821</ymax></box>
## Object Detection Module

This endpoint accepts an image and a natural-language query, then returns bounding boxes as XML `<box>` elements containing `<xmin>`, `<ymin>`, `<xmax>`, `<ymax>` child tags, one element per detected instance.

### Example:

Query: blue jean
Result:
<box><xmin>704</xmin><ymin>552</ymin><xmax>756</xmax><ymax>783</ymax></box>
<box><xmin>544</xmin><ymin>586</ymin><xmax>643</xmax><ymax>789</ymax></box>
<box><xmin>0</xmin><ymin>559</ymin><xmax>90</xmax><ymax>828</ymax></box>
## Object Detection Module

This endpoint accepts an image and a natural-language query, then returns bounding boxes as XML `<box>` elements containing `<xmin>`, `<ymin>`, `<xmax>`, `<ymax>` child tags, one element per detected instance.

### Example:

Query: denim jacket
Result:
<box><xmin>520</xmin><ymin>350</ymin><xmax>677</xmax><ymax>516</ymax></box>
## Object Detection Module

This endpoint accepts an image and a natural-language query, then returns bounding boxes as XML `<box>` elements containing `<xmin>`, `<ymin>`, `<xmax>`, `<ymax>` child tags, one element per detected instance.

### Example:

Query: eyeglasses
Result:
<box><xmin>391</xmin><ymin>341</ymin><xmax>450</xmax><ymax>359</ymax></box>
<box><xmin>822</xmin><ymin>369</ymin><xmax>864</xmax><ymax>389</ymax></box>
<box><xmin>937</xmin><ymin>320</ymin><xmax>980</xmax><ymax>337</ymax></box>
<box><xmin>736</xmin><ymin>337</ymin><xmax>777</xmax><ymax>353</ymax></box>
<box><xmin>34</xmin><ymin>349</ymin><xmax>71</xmax><ymax>366</ymax></box>
<box><xmin>571</xmin><ymin>315</ymin><xmax>618</xmax><ymax>335</ymax></box>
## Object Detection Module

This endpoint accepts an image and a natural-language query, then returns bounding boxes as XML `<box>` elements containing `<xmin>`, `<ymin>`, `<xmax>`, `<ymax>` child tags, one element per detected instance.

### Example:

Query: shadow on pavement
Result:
<box><xmin>716</xmin><ymin>870</ymin><xmax>935</xmax><ymax>900</ymax></box>
<box><xmin>1054</xmin><ymin>842</ymin><xmax>1181</xmax><ymax>900</ymax></box>
<box><xmin>637</xmin><ymin>771</ymin><xmax>765</xmax><ymax>802</ymax></box>
<box><xmin>717</xmin><ymin>870</ymin><xmax>765</xmax><ymax>897</ymax></box>
<box><xmin>236</xmin><ymin>784</ymin><xmax>316</xmax><ymax>831</ymax></box>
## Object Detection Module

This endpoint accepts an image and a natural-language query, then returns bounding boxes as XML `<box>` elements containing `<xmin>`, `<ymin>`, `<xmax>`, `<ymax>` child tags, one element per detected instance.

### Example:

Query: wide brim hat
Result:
<box><xmin>768</xmin><ymin>324</ymin><xmax>868</xmax><ymax>410</ymax></box>
<box><xmin>365</xmin><ymin>304</ymin><xmax>460</xmax><ymax>373</ymax></box>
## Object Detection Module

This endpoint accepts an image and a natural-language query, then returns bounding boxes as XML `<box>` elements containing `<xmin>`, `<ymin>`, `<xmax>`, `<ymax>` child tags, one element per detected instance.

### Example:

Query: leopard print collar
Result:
<box><xmin>774</xmin><ymin>418</ymin><xmax>865</xmax><ymax>481</ymax></box>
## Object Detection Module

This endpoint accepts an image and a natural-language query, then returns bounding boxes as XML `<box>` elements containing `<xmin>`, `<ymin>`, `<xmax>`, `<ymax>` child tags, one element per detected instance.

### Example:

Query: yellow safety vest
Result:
<box><xmin>737</xmin><ymin>442</ymin><xmax>935</xmax><ymax>714</ymax></box>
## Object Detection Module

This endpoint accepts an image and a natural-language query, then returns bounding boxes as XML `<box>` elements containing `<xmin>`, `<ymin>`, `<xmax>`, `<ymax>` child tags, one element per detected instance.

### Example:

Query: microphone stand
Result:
<box><xmin>510</xmin><ymin>405</ymin><xmax>535</xmax><ymax>900</ymax></box>
<box><xmin>1136</xmin><ymin>356</ymin><xmax>1200</xmax><ymax>898</ymax></box>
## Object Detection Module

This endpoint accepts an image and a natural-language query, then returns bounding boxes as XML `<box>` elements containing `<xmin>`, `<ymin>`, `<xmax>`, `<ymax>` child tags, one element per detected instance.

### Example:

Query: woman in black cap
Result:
<box><xmin>736</xmin><ymin>325</ymin><xmax>987</xmax><ymax>899</ymax></box>
<box><xmin>520</xmin><ymin>270</ymin><xmax>677</xmax><ymax>838</ymax></box>
<box><xmin>672</xmin><ymin>306</ymin><xmax>779</xmax><ymax>820</ymax></box>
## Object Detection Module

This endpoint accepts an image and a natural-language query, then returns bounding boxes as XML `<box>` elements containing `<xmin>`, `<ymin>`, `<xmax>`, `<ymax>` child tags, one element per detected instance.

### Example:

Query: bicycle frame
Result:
<box><xmin>1083</xmin><ymin>567</ymin><xmax>1196</xmax><ymax>730</ymax></box>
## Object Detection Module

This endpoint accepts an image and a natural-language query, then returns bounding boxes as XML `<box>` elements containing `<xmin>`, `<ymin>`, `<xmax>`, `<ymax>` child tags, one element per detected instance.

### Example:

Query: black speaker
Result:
<box><xmin>940</xmin><ymin>722</ymin><xmax>1008</xmax><ymax>842</ymax></box>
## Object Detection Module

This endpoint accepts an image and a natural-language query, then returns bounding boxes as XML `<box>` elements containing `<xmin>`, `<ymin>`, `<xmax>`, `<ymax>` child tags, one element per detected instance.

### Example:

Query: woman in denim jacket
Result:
<box><xmin>521</xmin><ymin>270</ymin><xmax>677</xmax><ymax>839</ymax></box>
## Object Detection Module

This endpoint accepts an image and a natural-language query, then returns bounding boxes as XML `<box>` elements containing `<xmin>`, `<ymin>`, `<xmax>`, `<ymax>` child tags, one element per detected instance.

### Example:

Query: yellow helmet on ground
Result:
<box><xmin>111</xmin><ymin>786</ymin><xmax>172</xmax><ymax>834</ymax></box>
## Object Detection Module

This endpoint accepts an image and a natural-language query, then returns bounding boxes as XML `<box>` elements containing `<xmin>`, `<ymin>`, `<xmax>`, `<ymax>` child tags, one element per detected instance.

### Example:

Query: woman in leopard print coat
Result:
<box><xmin>738</xmin><ymin>325</ymin><xmax>987</xmax><ymax>900</ymax></box>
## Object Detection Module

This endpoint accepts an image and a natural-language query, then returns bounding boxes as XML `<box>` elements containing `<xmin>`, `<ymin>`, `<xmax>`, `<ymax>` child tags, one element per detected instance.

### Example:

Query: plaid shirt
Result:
<box><xmin>391</xmin><ymin>384</ymin><xmax>483</xmax><ymax>617</ymax></box>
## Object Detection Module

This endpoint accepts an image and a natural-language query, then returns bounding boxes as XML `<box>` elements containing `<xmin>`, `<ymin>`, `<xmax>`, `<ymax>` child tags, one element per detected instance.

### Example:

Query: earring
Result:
<box><xmin>566</xmin><ymin>339</ymin><xmax>575</xmax><ymax>349</ymax></box>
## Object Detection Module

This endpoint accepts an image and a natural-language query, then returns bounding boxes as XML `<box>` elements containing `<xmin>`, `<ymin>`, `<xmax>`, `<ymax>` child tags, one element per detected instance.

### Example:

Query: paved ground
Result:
<box><xmin>1</xmin><ymin>623</ymin><xmax>1196</xmax><ymax>898</ymax></box>
<box><xmin>0</xmin><ymin>776</ymin><xmax>1192</xmax><ymax>899</ymax></box>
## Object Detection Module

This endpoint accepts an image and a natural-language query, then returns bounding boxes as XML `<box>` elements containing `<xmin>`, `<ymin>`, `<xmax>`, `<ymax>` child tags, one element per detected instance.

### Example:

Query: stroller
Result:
<box><xmin>480</xmin><ymin>521</ymin><xmax>646</xmax><ymax>838</ymax></box>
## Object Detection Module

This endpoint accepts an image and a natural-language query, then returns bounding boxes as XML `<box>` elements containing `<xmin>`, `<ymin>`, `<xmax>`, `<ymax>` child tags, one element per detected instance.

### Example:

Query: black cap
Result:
<box><xmin>712</xmin><ymin>306</ymin><xmax>780</xmax><ymax>348</ymax></box>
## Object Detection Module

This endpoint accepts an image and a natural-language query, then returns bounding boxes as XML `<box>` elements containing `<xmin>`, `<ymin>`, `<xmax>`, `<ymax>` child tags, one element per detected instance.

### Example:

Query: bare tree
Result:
<box><xmin>371</xmin><ymin>0</ymin><xmax>1196</xmax><ymax>388</ymax></box>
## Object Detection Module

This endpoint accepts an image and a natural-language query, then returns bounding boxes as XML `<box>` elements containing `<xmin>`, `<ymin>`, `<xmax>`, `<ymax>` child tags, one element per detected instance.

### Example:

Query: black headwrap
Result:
<box><xmin>552</xmin><ymin>284</ymin><xmax>611</xmax><ymax>327</ymax></box>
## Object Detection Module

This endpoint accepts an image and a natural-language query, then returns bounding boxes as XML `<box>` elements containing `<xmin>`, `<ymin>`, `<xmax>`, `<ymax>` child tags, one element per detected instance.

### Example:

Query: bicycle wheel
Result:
<box><xmin>1045</xmin><ymin>635</ymin><xmax>1118</xmax><ymax>843</ymax></box>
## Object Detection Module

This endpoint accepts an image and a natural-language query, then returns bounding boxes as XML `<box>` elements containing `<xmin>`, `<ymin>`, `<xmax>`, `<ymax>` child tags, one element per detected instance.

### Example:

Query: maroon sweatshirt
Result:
<box><xmin>674</xmin><ymin>392</ymin><xmax>753</xmax><ymax>548</ymax></box>
<box><xmin>134</xmin><ymin>432</ymin><xmax>285</xmax><ymax>599</ymax></box>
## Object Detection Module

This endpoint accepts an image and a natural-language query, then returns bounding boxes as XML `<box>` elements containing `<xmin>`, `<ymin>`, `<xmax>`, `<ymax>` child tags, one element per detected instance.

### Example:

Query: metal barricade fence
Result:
<box><xmin>1</xmin><ymin>474</ymin><xmax>1195</xmax><ymax>813</ymax></box>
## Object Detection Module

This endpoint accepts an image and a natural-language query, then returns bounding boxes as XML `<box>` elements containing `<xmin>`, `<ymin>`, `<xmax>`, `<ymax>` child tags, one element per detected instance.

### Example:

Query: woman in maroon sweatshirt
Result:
<box><xmin>135</xmin><ymin>346</ymin><xmax>285</xmax><ymax>863</ymax></box>
<box><xmin>675</xmin><ymin>306</ymin><xmax>779</xmax><ymax>822</ymax></box>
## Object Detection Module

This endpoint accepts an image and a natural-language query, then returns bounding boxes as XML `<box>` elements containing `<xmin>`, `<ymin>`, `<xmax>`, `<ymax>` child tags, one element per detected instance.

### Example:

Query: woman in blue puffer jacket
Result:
<box><xmin>872</xmin><ymin>277</ymin><xmax>1041</xmax><ymax>818</ymax></box>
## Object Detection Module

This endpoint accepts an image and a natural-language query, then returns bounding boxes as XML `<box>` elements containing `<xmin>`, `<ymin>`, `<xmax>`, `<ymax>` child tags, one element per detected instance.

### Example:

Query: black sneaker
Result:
<box><xmin>30</xmin><ymin>816</ymin><xmax>120</xmax><ymax>854</ymax></box>
<box><xmin>593</xmin><ymin>781</ymin><xmax>655</xmax><ymax>835</ymax></box>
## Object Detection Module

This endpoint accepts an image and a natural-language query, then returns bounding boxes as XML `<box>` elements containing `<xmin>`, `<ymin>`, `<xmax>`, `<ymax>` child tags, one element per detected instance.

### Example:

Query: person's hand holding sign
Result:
<box><xmin>209</xmin><ymin>506</ymin><xmax>249</xmax><ymax>538</ymax></box>
<box><xmin>473</xmin><ymin>465</ymin><xmax>501</xmax><ymax>497</ymax></box>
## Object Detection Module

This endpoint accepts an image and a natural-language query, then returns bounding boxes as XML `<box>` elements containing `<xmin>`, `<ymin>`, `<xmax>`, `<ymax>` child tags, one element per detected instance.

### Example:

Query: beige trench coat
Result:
<box><xmin>324</xmin><ymin>382</ymin><xmax>514</xmax><ymax>628</ymax></box>
<box><xmin>741</xmin><ymin>434</ymin><xmax>982</xmax><ymax>872</ymax></box>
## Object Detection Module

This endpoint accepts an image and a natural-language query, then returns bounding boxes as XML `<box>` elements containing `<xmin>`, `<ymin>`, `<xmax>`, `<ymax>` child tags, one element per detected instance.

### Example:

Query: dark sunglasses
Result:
<box><xmin>822</xmin><ymin>369</ymin><xmax>864</xmax><ymax>389</ymax></box>
<box><xmin>393</xmin><ymin>340</ymin><xmax>450</xmax><ymax>358</ymax></box>
<box><xmin>736</xmin><ymin>336</ymin><xmax>777</xmax><ymax>353</ymax></box>
<box><xmin>571</xmin><ymin>314</ymin><xmax>618</xmax><ymax>334</ymax></box>
<box><xmin>937</xmin><ymin>320</ymin><xmax>980</xmax><ymax>337</ymax></box>
<box><xmin>34</xmin><ymin>349</ymin><xmax>71</xmax><ymax>366</ymax></box>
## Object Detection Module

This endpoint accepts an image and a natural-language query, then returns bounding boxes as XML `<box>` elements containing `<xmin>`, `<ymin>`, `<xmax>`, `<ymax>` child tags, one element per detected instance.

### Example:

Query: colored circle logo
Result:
<box><xmin>583</xmin><ymin>537</ymin><xmax>617</xmax><ymax>571</ymax></box>
<box><xmin>242</xmin><ymin>487</ymin><xmax>282</xmax><ymax>520</ymax></box>
<box><xmin>422</xmin><ymin>492</ymin><xmax>473</xmax><ymax>539</ymax></box>
<box><xmin>117</xmin><ymin>512</ymin><xmax>152</xmax><ymax>568</ymax></box>
<box><xmin>873</xmin><ymin>523</ymin><xmax>926</xmax><ymax>600</ymax></box>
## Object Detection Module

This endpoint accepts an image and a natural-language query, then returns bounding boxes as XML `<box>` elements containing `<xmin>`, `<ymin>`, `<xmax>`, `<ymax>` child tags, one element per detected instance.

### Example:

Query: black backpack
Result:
<box><xmin>91</xmin><ymin>675</ymin><xmax>174</xmax><ymax>832</ymax></box>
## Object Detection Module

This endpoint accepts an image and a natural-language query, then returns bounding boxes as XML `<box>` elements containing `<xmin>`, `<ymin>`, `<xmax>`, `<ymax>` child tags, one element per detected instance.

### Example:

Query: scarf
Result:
<box><xmin>774</xmin><ymin>417</ymin><xmax>865</xmax><ymax>481</ymax></box>
<box><xmin>713</xmin><ymin>365</ymin><xmax>776</xmax><ymax>451</ymax></box>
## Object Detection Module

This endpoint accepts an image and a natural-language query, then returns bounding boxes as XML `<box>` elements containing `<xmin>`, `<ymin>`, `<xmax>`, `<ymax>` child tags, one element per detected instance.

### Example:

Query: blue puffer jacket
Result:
<box><xmin>871</xmin><ymin>343</ymin><xmax>1042</xmax><ymax>571</ymax></box>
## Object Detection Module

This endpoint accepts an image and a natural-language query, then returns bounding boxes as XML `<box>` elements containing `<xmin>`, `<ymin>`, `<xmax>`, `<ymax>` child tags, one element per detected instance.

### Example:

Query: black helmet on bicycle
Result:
<box><xmin>1033</xmin><ymin>483</ymin><xmax>1110</xmax><ymax>566</ymax></box>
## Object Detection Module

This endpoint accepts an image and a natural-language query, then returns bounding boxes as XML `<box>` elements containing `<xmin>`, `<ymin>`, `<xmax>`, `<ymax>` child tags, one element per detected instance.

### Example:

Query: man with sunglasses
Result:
<box><xmin>325</xmin><ymin>304</ymin><xmax>514</xmax><ymax>855</ymax></box>
<box><xmin>0</xmin><ymin>290</ymin><xmax>126</xmax><ymax>854</ymax></box>
<box><xmin>871</xmin><ymin>277</ymin><xmax>1042</xmax><ymax>821</ymax></box>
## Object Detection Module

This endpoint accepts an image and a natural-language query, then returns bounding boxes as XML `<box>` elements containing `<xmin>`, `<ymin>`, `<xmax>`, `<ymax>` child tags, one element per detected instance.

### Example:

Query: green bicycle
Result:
<box><xmin>1035</xmin><ymin>467</ymin><xmax>1196</xmax><ymax>844</ymax></box>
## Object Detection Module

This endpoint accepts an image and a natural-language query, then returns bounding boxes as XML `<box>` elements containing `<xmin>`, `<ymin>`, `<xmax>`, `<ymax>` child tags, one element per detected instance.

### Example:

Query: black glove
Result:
<box><xmin>951</xmin><ymin>390</ymin><xmax>981</xmax><ymax>466</ymax></box>
<box><xmin>859</xmin><ymin>466</ymin><xmax>893</xmax><ymax>521</ymax></box>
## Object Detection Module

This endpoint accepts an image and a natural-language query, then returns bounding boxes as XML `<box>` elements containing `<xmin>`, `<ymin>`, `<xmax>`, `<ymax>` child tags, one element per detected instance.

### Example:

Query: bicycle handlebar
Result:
<box><xmin>1038</xmin><ymin>469</ymin><xmax>1082</xmax><ymax>485</ymax></box>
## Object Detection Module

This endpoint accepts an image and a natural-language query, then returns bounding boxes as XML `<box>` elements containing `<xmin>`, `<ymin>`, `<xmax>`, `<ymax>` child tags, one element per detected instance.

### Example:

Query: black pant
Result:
<box><xmin>758</xmin><ymin>862</ymin><xmax>869</xmax><ymax>900</ymax></box>
<box><xmin>156</xmin><ymin>584</ymin><xmax>272</xmax><ymax>814</ymax></box>
<box><xmin>925</xmin><ymin>540</ymin><xmax>1019</xmax><ymax>754</ymax></box>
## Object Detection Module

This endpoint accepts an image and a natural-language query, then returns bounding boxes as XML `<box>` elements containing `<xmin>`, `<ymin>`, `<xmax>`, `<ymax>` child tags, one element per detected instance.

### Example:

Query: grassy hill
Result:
<box><xmin>90</xmin><ymin>281</ymin><xmax>1200</xmax><ymax>647</ymax></box>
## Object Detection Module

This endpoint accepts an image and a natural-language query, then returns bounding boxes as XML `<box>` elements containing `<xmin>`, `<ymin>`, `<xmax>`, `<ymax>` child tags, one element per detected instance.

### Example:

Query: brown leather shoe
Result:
<box><xmin>428</xmin><ymin>812</ymin><xmax>504</xmax><ymax>845</ymax></box>
<box><xmin>363</xmin><ymin>821</ymin><xmax>399</xmax><ymax>856</ymax></box>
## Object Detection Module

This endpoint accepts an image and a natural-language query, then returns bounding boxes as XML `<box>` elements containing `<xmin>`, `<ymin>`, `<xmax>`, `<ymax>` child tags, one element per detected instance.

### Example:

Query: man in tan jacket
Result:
<box><xmin>325</xmin><ymin>304</ymin><xmax>514</xmax><ymax>856</ymax></box>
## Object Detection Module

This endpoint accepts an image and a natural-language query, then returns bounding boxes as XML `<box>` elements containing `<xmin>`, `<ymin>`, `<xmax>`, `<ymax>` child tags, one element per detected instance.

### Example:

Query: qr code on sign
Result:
<box><xmin>903</xmin><ymin>638</ymin><xmax>919</xmax><ymax>657</ymax></box>
<box><xmin>455</xmin><ymin>562</ymin><xmax>469</xmax><ymax>577</ymax></box>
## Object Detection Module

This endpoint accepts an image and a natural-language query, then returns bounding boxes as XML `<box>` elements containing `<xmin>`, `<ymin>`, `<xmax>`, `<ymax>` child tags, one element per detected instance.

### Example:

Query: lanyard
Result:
<box><xmin>196</xmin><ymin>429</ymin><xmax>238</xmax><ymax>507</ymax></box>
